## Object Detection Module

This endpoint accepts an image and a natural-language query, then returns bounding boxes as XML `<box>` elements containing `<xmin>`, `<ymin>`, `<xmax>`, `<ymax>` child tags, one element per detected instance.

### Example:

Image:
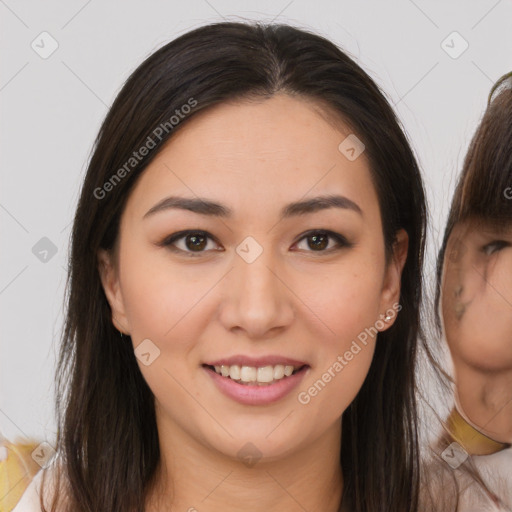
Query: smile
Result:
<box><xmin>206</xmin><ymin>363</ymin><xmax>305</xmax><ymax>386</ymax></box>
<box><xmin>202</xmin><ymin>362</ymin><xmax>310</xmax><ymax>405</ymax></box>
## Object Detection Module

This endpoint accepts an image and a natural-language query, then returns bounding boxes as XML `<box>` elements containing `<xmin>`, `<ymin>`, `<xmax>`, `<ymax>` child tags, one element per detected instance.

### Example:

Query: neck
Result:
<box><xmin>447</xmin><ymin>407</ymin><xmax>509</xmax><ymax>455</ymax></box>
<box><xmin>146</xmin><ymin>414</ymin><xmax>344</xmax><ymax>512</ymax></box>
<box><xmin>451</xmin><ymin>358</ymin><xmax>512</xmax><ymax>446</ymax></box>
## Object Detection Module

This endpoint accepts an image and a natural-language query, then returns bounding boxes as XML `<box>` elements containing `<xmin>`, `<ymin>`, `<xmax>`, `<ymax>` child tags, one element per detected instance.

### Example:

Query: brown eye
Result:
<box><xmin>307</xmin><ymin>233</ymin><xmax>329</xmax><ymax>250</ymax></box>
<box><xmin>184</xmin><ymin>233</ymin><xmax>208</xmax><ymax>251</ymax></box>
<box><xmin>160</xmin><ymin>230</ymin><xmax>222</xmax><ymax>256</ymax></box>
<box><xmin>294</xmin><ymin>230</ymin><xmax>352</xmax><ymax>253</ymax></box>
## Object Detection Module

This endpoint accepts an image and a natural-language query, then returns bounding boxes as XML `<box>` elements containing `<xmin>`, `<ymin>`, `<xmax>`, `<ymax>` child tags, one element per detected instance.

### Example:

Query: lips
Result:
<box><xmin>201</xmin><ymin>354</ymin><xmax>310</xmax><ymax>405</ymax></box>
<box><xmin>203</xmin><ymin>362</ymin><xmax>309</xmax><ymax>405</ymax></box>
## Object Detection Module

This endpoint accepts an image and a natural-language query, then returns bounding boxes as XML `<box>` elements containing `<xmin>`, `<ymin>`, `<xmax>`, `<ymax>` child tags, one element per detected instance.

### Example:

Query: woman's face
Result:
<box><xmin>442</xmin><ymin>218</ymin><xmax>512</xmax><ymax>369</ymax></box>
<box><xmin>441</xmin><ymin>217</ymin><xmax>512</xmax><ymax>441</ymax></box>
<box><xmin>99</xmin><ymin>94</ymin><xmax>406</xmax><ymax>462</ymax></box>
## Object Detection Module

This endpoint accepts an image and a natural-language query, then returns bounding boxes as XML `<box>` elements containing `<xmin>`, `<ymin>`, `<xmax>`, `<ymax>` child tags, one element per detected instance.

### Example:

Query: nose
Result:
<box><xmin>217</xmin><ymin>245</ymin><xmax>295</xmax><ymax>339</ymax></box>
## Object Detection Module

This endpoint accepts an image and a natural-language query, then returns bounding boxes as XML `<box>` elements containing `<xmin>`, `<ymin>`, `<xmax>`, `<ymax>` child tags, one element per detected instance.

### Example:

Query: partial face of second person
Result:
<box><xmin>98</xmin><ymin>94</ymin><xmax>407</xmax><ymax>464</ymax></box>
<box><xmin>442</xmin><ymin>217</ymin><xmax>512</xmax><ymax>442</ymax></box>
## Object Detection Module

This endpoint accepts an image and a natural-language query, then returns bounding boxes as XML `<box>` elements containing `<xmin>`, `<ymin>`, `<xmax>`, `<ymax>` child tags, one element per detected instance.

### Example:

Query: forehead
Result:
<box><xmin>124</xmin><ymin>94</ymin><xmax>380</xmax><ymax>222</ymax></box>
<box><xmin>451</xmin><ymin>217</ymin><xmax>512</xmax><ymax>240</ymax></box>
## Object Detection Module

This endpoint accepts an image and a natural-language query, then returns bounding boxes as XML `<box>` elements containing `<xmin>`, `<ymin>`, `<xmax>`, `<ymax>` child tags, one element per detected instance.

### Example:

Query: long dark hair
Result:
<box><xmin>43</xmin><ymin>21</ymin><xmax>426</xmax><ymax>512</ymax></box>
<box><xmin>426</xmin><ymin>73</ymin><xmax>512</xmax><ymax>510</ymax></box>
<box><xmin>435</xmin><ymin>72</ymin><xmax>512</xmax><ymax>325</ymax></box>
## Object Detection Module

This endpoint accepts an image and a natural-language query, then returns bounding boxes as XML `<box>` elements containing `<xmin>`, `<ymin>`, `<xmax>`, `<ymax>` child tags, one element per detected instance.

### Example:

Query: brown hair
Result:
<box><xmin>427</xmin><ymin>72</ymin><xmax>512</xmax><ymax>510</ymax></box>
<box><xmin>435</xmin><ymin>72</ymin><xmax>512</xmax><ymax>320</ymax></box>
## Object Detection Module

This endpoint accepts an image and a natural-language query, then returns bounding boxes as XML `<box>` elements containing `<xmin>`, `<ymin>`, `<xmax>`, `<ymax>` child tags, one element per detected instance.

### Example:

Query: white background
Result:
<box><xmin>1</xmin><ymin>0</ymin><xmax>511</xmax><ymax>445</ymax></box>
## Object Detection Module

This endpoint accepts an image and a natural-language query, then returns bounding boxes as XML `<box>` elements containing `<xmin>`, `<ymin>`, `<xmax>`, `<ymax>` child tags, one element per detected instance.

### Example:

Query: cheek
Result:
<box><xmin>309</xmin><ymin>281</ymin><xmax>381</xmax><ymax>365</ymax></box>
<box><xmin>294</xmin><ymin>258</ymin><xmax>384</xmax><ymax>414</ymax></box>
<box><xmin>444</xmin><ymin>254</ymin><xmax>512</xmax><ymax>369</ymax></box>
<box><xmin>117</xmin><ymin>247</ymin><xmax>217</xmax><ymax>435</ymax></box>
<box><xmin>303</xmin><ymin>249</ymin><xmax>387</xmax><ymax>344</ymax></box>
<box><xmin>489</xmin><ymin>253</ymin><xmax>512</xmax><ymax>306</ymax></box>
<box><xmin>119</xmin><ymin>244</ymin><xmax>214</xmax><ymax>344</ymax></box>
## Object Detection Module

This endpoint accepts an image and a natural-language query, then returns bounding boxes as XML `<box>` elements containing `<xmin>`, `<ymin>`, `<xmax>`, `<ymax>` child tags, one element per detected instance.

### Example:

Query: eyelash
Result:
<box><xmin>482</xmin><ymin>240</ymin><xmax>510</xmax><ymax>255</ymax></box>
<box><xmin>158</xmin><ymin>229</ymin><xmax>353</xmax><ymax>257</ymax></box>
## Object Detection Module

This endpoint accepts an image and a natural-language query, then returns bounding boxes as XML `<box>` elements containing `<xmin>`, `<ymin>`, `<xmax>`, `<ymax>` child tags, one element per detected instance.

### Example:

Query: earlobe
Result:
<box><xmin>97</xmin><ymin>248</ymin><xmax>130</xmax><ymax>334</ymax></box>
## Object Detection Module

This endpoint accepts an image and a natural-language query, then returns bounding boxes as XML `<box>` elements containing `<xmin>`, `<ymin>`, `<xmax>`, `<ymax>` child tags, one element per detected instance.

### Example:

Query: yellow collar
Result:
<box><xmin>447</xmin><ymin>408</ymin><xmax>510</xmax><ymax>455</ymax></box>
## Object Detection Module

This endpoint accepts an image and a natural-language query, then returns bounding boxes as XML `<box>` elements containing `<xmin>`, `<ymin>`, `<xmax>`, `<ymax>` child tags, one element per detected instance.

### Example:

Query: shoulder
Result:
<box><xmin>474</xmin><ymin>445</ymin><xmax>512</xmax><ymax>472</ymax></box>
<box><xmin>10</xmin><ymin>469</ymin><xmax>43</xmax><ymax>512</ymax></box>
<box><xmin>11</xmin><ymin>463</ymin><xmax>61</xmax><ymax>512</ymax></box>
<box><xmin>420</xmin><ymin>442</ymin><xmax>512</xmax><ymax>511</ymax></box>
<box><xmin>0</xmin><ymin>439</ymin><xmax>45</xmax><ymax>512</ymax></box>
<box><xmin>471</xmin><ymin>446</ymin><xmax>512</xmax><ymax>507</ymax></box>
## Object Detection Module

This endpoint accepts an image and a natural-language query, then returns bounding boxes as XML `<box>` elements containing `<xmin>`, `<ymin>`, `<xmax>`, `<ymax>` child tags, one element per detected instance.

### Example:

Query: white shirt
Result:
<box><xmin>12</xmin><ymin>464</ymin><xmax>56</xmax><ymax>512</ymax></box>
<box><xmin>422</xmin><ymin>445</ymin><xmax>512</xmax><ymax>511</ymax></box>
<box><xmin>458</xmin><ymin>447</ymin><xmax>512</xmax><ymax>511</ymax></box>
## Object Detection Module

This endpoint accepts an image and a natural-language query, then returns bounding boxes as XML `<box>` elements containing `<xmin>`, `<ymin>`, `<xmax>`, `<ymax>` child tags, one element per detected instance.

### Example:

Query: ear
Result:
<box><xmin>378</xmin><ymin>229</ymin><xmax>408</xmax><ymax>329</ymax></box>
<box><xmin>97</xmin><ymin>248</ymin><xmax>130</xmax><ymax>335</ymax></box>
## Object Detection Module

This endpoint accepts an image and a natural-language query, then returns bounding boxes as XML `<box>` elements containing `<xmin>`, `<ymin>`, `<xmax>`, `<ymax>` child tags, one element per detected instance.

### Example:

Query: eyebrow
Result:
<box><xmin>143</xmin><ymin>194</ymin><xmax>363</xmax><ymax>220</ymax></box>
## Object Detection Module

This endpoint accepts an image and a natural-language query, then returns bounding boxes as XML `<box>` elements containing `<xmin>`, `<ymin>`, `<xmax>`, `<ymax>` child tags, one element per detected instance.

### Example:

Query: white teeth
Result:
<box><xmin>273</xmin><ymin>365</ymin><xmax>285</xmax><ymax>379</ymax></box>
<box><xmin>257</xmin><ymin>366</ymin><xmax>274</xmax><ymax>383</ymax></box>
<box><xmin>212</xmin><ymin>363</ymin><xmax>302</xmax><ymax>384</ymax></box>
<box><xmin>240</xmin><ymin>366</ymin><xmax>257</xmax><ymax>382</ymax></box>
<box><xmin>229</xmin><ymin>365</ymin><xmax>241</xmax><ymax>380</ymax></box>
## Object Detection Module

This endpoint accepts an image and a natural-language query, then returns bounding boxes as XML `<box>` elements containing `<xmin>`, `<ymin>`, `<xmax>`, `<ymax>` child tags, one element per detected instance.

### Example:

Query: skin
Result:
<box><xmin>98</xmin><ymin>94</ymin><xmax>408</xmax><ymax>512</ymax></box>
<box><xmin>441</xmin><ymin>217</ymin><xmax>512</xmax><ymax>443</ymax></box>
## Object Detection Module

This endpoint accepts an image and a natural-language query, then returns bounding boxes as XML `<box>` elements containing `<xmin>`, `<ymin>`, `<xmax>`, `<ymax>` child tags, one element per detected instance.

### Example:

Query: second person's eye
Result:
<box><xmin>482</xmin><ymin>240</ymin><xmax>510</xmax><ymax>255</ymax></box>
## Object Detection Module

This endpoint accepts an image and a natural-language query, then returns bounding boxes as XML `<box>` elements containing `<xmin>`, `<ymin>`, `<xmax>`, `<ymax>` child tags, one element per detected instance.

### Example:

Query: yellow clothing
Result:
<box><xmin>0</xmin><ymin>440</ymin><xmax>42</xmax><ymax>512</ymax></box>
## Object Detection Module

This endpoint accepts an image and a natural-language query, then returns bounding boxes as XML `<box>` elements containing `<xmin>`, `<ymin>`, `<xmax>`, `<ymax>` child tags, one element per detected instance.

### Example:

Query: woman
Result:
<box><xmin>12</xmin><ymin>22</ymin><xmax>426</xmax><ymax>512</ymax></box>
<box><xmin>426</xmin><ymin>71</ymin><xmax>512</xmax><ymax>511</ymax></box>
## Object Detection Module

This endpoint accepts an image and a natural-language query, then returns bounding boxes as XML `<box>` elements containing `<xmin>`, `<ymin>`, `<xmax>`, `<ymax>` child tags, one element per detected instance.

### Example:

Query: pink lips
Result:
<box><xmin>202</xmin><ymin>354</ymin><xmax>310</xmax><ymax>406</ymax></box>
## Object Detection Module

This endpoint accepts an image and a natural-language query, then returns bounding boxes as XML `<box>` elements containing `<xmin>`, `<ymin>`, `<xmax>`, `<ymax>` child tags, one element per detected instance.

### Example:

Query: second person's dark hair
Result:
<box><xmin>435</xmin><ymin>72</ymin><xmax>512</xmax><ymax>329</ymax></box>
